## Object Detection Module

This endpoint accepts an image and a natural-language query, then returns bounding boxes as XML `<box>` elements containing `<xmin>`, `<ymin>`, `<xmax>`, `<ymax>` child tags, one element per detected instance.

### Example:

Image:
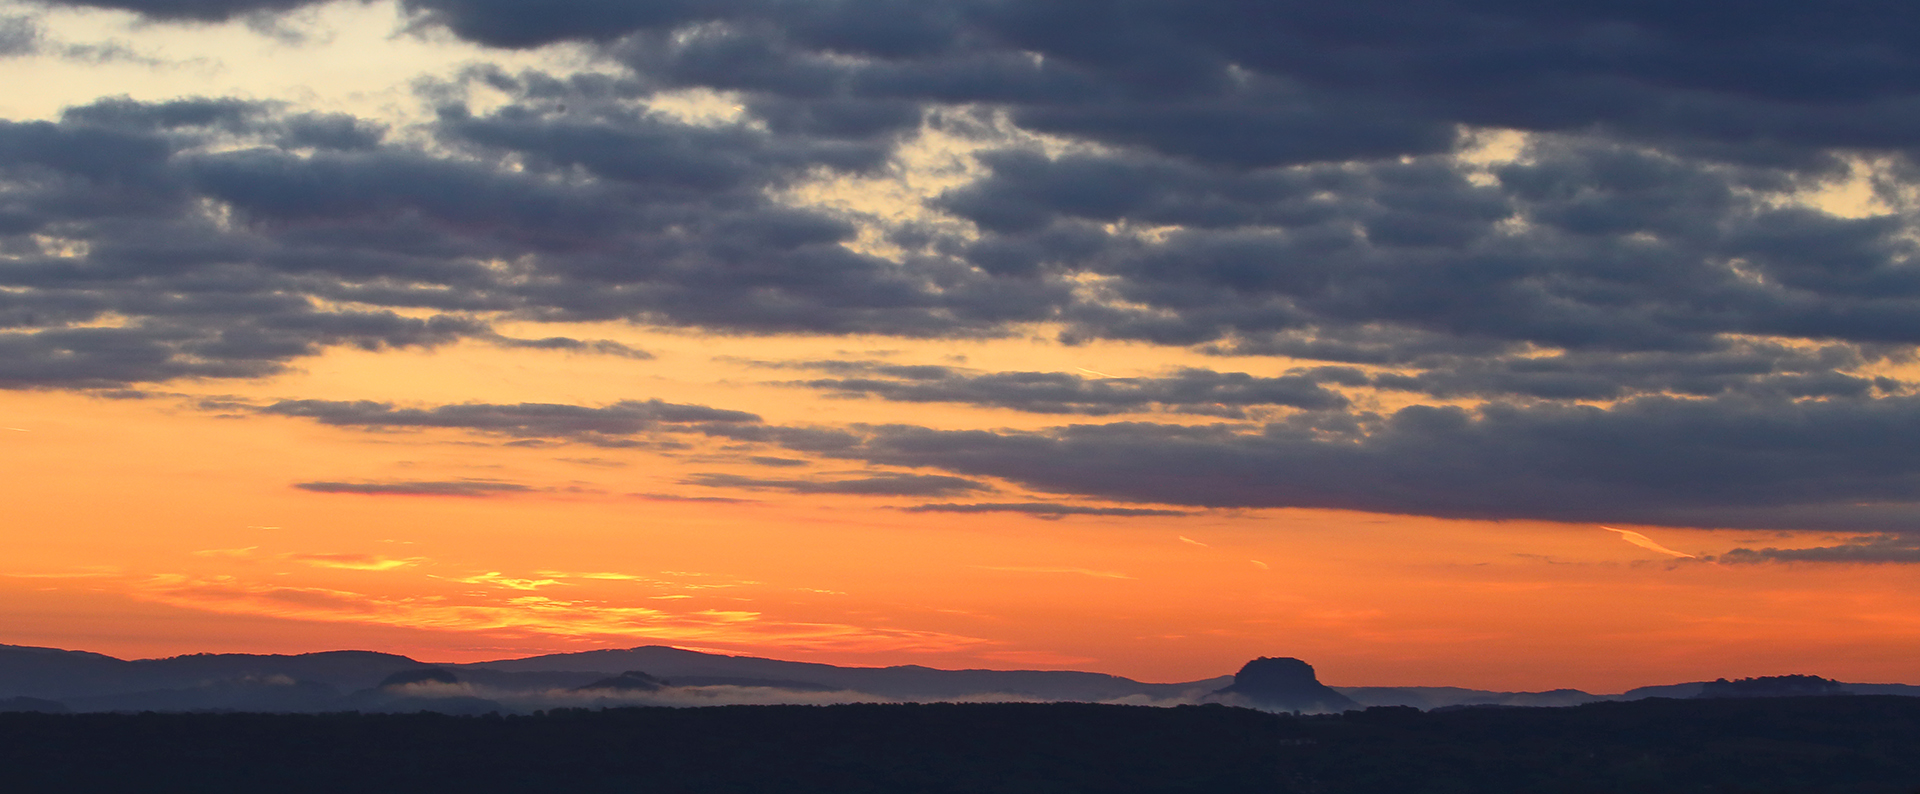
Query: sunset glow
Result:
<box><xmin>6</xmin><ymin>0</ymin><xmax>1920</xmax><ymax>695</ymax></box>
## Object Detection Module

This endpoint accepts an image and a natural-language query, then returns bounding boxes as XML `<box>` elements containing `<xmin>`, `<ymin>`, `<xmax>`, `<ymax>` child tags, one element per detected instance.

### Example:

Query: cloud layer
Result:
<box><xmin>9</xmin><ymin>0</ymin><xmax>1920</xmax><ymax>533</ymax></box>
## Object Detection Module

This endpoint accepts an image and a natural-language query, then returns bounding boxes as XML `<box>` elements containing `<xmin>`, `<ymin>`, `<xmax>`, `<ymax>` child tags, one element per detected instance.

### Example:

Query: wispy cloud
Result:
<box><xmin>685</xmin><ymin>472</ymin><xmax>989</xmax><ymax>497</ymax></box>
<box><xmin>290</xmin><ymin>553</ymin><xmax>422</xmax><ymax>571</ymax></box>
<box><xmin>902</xmin><ymin>502</ymin><xmax>1190</xmax><ymax>519</ymax></box>
<box><xmin>453</xmin><ymin>571</ymin><xmax>567</xmax><ymax>590</ymax></box>
<box><xmin>129</xmin><ymin>574</ymin><xmax>989</xmax><ymax>653</ymax></box>
<box><xmin>1601</xmin><ymin>526</ymin><xmax>1696</xmax><ymax>559</ymax></box>
<box><xmin>294</xmin><ymin>480</ymin><xmax>534</xmax><ymax>497</ymax></box>
<box><xmin>192</xmin><ymin>547</ymin><xmax>259</xmax><ymax>558</ymax></box>
<box><xmin>627</xmin><ymin>492</ymin><xmax>759</xmax><ymax>504</ymax></box>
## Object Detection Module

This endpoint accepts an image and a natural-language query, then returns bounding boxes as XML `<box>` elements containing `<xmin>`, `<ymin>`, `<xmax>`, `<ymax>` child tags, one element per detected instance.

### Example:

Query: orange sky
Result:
<box><xmin>6</xmin><ymin>0</ymin><xmax>1920</xmax><ymax>697</ymax></box>
<box><xmin>6</xmin><ymin>342</ymin><xmax>1917</xmax><ymax>693</ymax></box>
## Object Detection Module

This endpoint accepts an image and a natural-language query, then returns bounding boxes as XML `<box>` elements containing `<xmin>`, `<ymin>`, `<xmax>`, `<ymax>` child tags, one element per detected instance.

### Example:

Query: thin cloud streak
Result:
<box><xmin>1601</xmin><ymin>527</ymin><xmax>1697</xmax><ymax>559</ymax></box>
<box><xmin>127</xmin><ymin>573</ymin><xmax>991</xmax><ymax>653</ymax></box>
<box><xmin>294</xmin><ymin>480</ymin><xmax>535</xmax><ymax>497</ymax></box>
<box><xmin>290</xmin><ymin>553</ymin><xmax>422</xmax><ymax>571</ymax></box>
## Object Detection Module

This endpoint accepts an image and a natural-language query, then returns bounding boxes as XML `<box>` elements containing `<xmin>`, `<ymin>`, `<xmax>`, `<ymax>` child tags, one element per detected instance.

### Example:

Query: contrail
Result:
<box><xmin>3</xmin><ymin>427</ymin><xmax>29</xmax><ymax>432</ymax></box>
<box><xmin>1075</xmin><ymin>367</ymin><xmax>1119</xmax><ymax>378</ymax></box>
<box><xmin>1600</xmin><ymin>526</ymin><xmax>1696</xmax><ymax>559</ymax></box>
<box><xmin>1178</xmin><ymin>535</ymin><xmax>1211</xmax><ymax>548</ymax></box>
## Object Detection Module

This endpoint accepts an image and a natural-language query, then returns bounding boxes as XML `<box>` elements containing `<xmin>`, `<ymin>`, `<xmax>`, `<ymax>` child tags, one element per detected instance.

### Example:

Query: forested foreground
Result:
<box><xmin>6</xmin><ymin>697</ymin><xmax>1920</xmax><ymax>793</ymax></box>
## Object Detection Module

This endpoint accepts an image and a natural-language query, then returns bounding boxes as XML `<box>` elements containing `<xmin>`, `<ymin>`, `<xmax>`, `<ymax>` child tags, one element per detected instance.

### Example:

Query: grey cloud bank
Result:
<box><xmin>253</xmin><ymin>391</ymin><xmax>1920</xmax><ymax>533</ymax></box>
<box><xmin>9</xmin><ymin>0</ymin><xmax>1920</xmax><ymax>533</ymax></box>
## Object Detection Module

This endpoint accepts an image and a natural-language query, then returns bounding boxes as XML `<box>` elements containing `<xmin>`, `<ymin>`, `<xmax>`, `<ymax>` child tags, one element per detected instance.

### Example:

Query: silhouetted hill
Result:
<box><xmin>1697</xmin><ymin>674</ymin><xmax>1847</xmax><ymax>698</ymax></box>
<box><xmin>9</xmin><ymin>641</ymin><xmax>1920</xmax><ymax>715</ymax></box>
<box><xmin>1619</xmin><ymin>681</ymin><xmax>1707</xmax><ymax>699</ymax></box>
<box><xmin>459</xmin><ymin>645</ymin><xmax>1230</xmax><ymax>701</ymax></box>
<box><xmin>0</xmin><ymin>645</ymin><xmax>139</xmax><ymax>699</ymax></box>
<box><xmin>1212</xmin><ymin>657</ymin><xmax>1359</xmax><ymax>712</ymax></box>
<box><xmin>0</xmin><ymin>696</ymin><xmax>68</xmax><ymax>713</ymax></box>
<box><xmin>0</xmin><ymin>645</ymin><xmax>423</xmax><ymax>699</ymax></box>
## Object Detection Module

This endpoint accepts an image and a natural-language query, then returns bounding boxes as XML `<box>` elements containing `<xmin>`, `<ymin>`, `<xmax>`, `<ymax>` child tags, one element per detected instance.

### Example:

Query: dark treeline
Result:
<box><xmin>6</xmin><ymin>697</ymin><xmax>1920</xmax><ymax>793</ymax></box>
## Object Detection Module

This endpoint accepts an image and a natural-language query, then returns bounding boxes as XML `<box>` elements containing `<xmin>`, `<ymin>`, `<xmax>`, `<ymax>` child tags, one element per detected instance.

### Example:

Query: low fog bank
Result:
<box><xmin>371</xmin><ymin>679</ymin><xmax>1236</xmax><ymax>713</ymax></box>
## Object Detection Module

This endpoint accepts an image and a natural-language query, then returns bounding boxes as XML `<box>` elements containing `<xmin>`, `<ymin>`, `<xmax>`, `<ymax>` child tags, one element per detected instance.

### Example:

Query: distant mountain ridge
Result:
<box><xmin>3</xmin><ymin>642</ymin><xmax>1916</xmax><ymax>715</ymax></box>
<box><xmin>457</xmin><ymin>645</ymin><xmax>1230</xmax><ymax>702</ymax></box>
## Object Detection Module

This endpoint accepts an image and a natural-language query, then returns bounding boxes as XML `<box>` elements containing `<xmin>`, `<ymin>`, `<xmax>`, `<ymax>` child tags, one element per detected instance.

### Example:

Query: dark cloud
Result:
<box><xmin>0</xmin><ymin>14</ymin><xmax>40</xmax><ymax>57</ymax></box>
<box><xmin>247</xmin><ymin>385</ymin><xmax>1920</xmax><ymax>531</ymax></box>
<box><xmin>901</xmin><ymin>502</ymin><xmax>1191</xmax><ymax>518</ymax></box>
<box><xmin>277</xmin><ymin>112</ymin><xmax>388</xmax><ymax>151</ymax></box>
<box><xmin>788</xmin><ymin>362</ymin><xmax>1347</xmax><ymax>416</ymax></box>
<box><xmin>0</xmin><ymin>100</ymin><xmax>519</xmax><ymax>388</ymax></box>
<box><xmin>35</xmin><ymin>0</ymin><xmax>329</xmax><ymax>23</ymax></box>
<box><xmin>485</xmin><ymin>334</ymin><xmax>652</xmax><ymax>359</ymax></box>
<box><xmin>1718</xmin><ymin>535</ymin><xmax>1920</xmax><ymax>564</ymax></box>
<box><xmin>815</xmin><ymin>394</ymin><xmax>1920</xmax><ymax>532</ymax></box>
<box><xmin>59</xmin><ymin>96</ymin><xmax>264</xmax><ymax>132</ymax></box>
<box><xmin>0</xmin><ymin>89</ymin><xmax>1049</xmax><ymax>391</ymax></box>
<box><xmin>51</xmin><ymin>0</ymin><xmax>1920</xmax><ymax>162</ymax></box>
<box><xmin>683</xmin><ymin>471</ymin><xmax>989</xmax><ymax>497</ymax></box>
<box><xmin>747</xmin><ymin>456</ymin><xmax>811</xmax><ymax>468</ymax></box>
<box><xmin>0</xmin><ymin>309</ymin><xmax>486</xmax><ymax>390</ymax></box>
<box><xmin>260</xmin><ymin>399</ymin><xmax>759</xmax><ymax>445</ymax></box>
<box><xmin>1330</xmin><ymin>343</ymin><xmax>1890</xmax><ymax>403</ymax></box>
<box><xmin>10</xmin><ymin>3</ymin><xmax>1920</xmax><ymax>537</ymax></box>
<box><xmin>387</xmin><ymin>0</ymin><xmax>1920</xmax><ymax>167</ymax></box>
<box><xmin>963</xmin><ymin>140</ymin><xmax>1920</xmax><ymax>357</ymax></box>
<box><xmin>8</xmin><ymin>61</ymin><xmax>1919</xmax><ymax>387</ymax></box>
<box><xmin>293</xmin><ymin>480</ymin><xmax>533</xmax><ymax>497</ymax></box>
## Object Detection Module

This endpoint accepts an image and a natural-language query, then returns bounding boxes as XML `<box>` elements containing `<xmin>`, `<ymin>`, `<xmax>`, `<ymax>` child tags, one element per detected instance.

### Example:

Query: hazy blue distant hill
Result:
<box><xmin>458</xmin><ymin>645</ymin><xmax>1231</xmax><ymax>701</ymax></box>
<box><xmin>0</xmin><ymin>645</ymin><xmax>139</xmax><ymax>700</ymax></box>
<box><xmin>1619</xmin><ymin>681</ymin><xmax>1707</xmax><ymax>699</ymax></box>
<box><xmin>0</xmin><ymin>645</ymin><xmax>423</xmax><ymax>700</ymax></box>
<box><xmin>8</xmin><ymin>642</ymin><xmax>1920</xmax><ymax>715</ymax></box>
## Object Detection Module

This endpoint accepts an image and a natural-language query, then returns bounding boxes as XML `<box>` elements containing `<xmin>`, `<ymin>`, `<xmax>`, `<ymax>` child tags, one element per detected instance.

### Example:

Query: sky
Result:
<box><xmin>4</xmin><ymin>0</ymin><xmax>1920</xmax><ymax>694</ymax></box>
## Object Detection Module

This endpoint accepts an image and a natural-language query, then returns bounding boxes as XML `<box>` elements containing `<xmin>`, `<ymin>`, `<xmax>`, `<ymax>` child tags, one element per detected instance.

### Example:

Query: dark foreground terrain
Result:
<box><xmin>5</xmin><ymin>697</ymin><xmax>1920</xmax><ymax>793</ymax></box>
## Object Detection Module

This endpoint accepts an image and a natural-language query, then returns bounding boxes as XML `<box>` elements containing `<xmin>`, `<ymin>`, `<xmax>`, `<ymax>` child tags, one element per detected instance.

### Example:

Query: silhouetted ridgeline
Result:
<box><xmin>5</xmin><ymin>698</ymin><xmax>1920</xmax><ymax>793</ymax></box>
<box><xmin>15</xmin><ymin>642</ymin><xmax>1920</xmax><ymax>715</ymax></box>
